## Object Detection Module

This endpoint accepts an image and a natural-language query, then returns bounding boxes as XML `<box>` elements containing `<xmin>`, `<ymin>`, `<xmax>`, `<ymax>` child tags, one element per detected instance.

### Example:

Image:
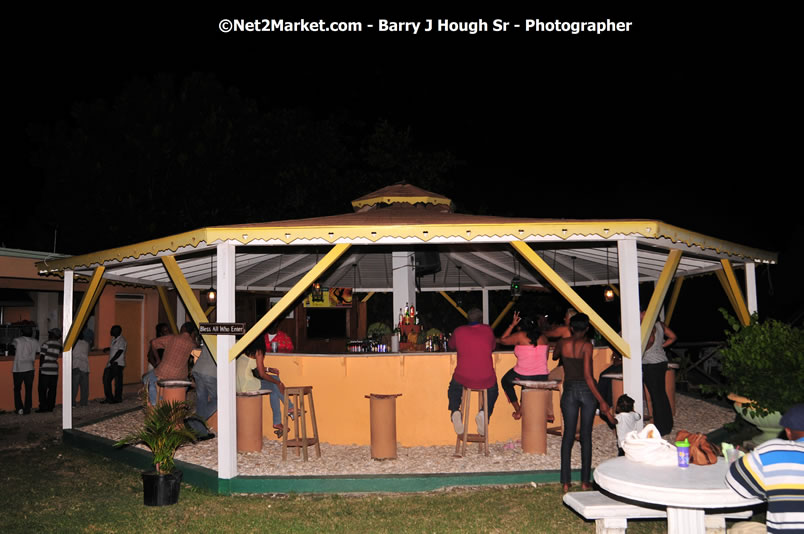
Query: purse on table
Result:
<box><xmin>675</xmin><ymin>430</ymin><xmax>719</xmax><ymax>465</ymax></box>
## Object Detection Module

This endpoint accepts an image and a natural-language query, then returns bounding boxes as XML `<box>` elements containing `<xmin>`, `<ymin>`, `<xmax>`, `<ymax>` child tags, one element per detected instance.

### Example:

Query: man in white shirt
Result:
<box><xmin>12</xmin><ymin>326</ymin><xmax>39</xmax><ymax>415</ymax></box>
<box><xmin>102</xmin><ymin>325</ymin><xmax>126</xmax><ymax>404</ymax></box>
<box><xmin>72</xmin><ymin>331</ymin><xmax>91</xmax><ymax>406</ymax></box>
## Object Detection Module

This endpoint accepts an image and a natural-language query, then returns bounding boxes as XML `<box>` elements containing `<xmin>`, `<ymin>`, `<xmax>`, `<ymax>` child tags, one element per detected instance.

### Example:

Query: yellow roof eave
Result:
<box><xmin>35</xmin><ymin>219</ymin><xmax>778</xmax><ymax>274</ymax></box>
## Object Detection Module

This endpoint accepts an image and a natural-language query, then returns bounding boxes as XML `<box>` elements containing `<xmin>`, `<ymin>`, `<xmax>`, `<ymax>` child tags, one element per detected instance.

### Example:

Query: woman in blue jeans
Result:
<box><xmin>556</xmin><ymin>313</ymin><xmax>615</xmax><ymax>493</ymax></box>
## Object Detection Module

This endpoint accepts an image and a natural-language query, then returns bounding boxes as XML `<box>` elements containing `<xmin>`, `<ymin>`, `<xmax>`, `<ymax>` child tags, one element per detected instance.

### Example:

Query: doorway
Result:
<box><xmin>114</xmin><ymin>295</ymin><xmax>144</xmax><ymax>384</ymax></box>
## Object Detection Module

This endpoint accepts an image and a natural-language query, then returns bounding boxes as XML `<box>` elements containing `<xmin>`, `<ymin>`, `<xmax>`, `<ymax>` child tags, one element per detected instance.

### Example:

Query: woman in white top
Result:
<box><xmin>640</xmin><ymin>310</ymin><xmax>677</xmax><ymax>436</ymax></box>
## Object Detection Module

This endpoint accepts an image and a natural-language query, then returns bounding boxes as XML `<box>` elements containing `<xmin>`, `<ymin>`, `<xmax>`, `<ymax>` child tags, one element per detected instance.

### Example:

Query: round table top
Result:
<box><xmin>594</xmin><ymin>456</ymin><xmax>761</xmax><ymax>509</ymax></box>
<box><xmin>512</xmin><ymin>379</ymin><xmax>559</xmax><ymax>389</ymax></box>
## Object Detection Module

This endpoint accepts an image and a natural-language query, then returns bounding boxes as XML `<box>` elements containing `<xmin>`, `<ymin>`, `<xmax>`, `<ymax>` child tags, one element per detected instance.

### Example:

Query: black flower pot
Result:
<box><xmin>142</xmin><ymin>470</ymin><xmax>182</xmax><ymax>506</ymax></box>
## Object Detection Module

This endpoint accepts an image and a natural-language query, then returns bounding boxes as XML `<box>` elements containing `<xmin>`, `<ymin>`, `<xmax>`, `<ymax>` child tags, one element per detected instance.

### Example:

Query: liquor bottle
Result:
<box><xmin>410</xmin><ymin>305</ymin><xmax>415</xmax><ymax>320</ymax></box>
<box><xmin>399</xmin><ymin>308</ymin><xmax>404</xmax><ymax>328</ymax></box>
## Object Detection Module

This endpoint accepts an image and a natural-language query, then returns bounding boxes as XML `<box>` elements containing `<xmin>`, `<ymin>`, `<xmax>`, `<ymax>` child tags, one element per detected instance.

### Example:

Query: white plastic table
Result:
<box><xmin>593</xmin><ymin>456</ymin><xmax>760</xmax><ymax>534</ymax></box>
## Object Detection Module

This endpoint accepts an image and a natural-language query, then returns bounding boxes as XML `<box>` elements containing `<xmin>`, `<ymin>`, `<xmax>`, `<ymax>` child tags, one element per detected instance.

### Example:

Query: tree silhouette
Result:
<box><xmin>27</xmin><ymin>73</ymin><xmax>455</xmax><ymax>254</ymax></box>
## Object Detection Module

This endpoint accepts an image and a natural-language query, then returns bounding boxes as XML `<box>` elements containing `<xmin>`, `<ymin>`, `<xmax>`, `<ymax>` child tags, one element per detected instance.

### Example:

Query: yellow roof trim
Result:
<box><xmin>35</xmin><ymin>219</ymin><xmax>777</xmax><ymax>274</ymax></box>
<box><xmin>351</xmin><ymin>195</ymin><xmax>452</xmax><ymax>210</ymax></box>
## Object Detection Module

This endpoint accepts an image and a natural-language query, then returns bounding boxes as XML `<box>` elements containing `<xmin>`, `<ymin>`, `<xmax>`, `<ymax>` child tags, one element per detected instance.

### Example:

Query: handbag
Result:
<box><xmin>622</xmin><ymin>423</ymin><xmax>678</xmax><ymax>466</ymax></box>
<box><xmin>675</xmin><ymin>430</ymin><xmax>719</xmax><ymax>465</ymax></box>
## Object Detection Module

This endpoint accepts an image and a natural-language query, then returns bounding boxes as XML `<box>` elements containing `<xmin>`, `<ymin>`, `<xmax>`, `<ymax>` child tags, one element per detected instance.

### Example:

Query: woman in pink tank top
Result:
<box><xmin>499</xmin><ymin>312</ymin><xmax>550</xmax><ymax>420</ymax></box>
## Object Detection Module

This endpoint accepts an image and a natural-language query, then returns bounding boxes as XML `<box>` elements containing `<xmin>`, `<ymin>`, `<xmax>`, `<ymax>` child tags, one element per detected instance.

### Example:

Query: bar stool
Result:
<box><xmin>365</xmin><ymin>393</ymin><xmax>402</xmax><ymax>460</ymax></box>
<box><xmin>236</xmin><ymin>390</ymin><xmax>268</xmax><ymax>452</ymax></box>
<box><xmin>156</xmin><ymin>379</ymin><xmax>192</xmax><ymax>404</ymax></box>
<box><xmin>454</xmin><ymin>387</ymin><xmax>489</xmax><ymax>457</ymax></box>
<box><xmin>282</xmin><ymin>386</ymin><xmax>321</xmax><ymax>461</ymax></box>
<box><xmin>514</xmin><ymin>379</ymin><xmax>559</xmax><ymax>454</ymax></box>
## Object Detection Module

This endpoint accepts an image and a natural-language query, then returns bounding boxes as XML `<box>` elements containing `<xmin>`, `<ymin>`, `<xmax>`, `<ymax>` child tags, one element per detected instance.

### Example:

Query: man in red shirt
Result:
<box><xmin>142</xmin><ymin>321</ymin><xmax>198</xmax><ymax>405</ymax></box>
<box><xmin>447</xmin><ymin>308</ymin><xmax>498</xmax><ymax>435</ymax></box>
<box><xmin>263</xmin><ymin>324</ymin><xmax>294</xmax><ymax>353</ymax></box>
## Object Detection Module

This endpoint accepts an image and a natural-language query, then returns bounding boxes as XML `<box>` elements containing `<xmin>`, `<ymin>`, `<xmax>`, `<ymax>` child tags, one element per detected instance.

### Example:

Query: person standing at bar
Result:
<box><xmin>36</xmin><ymin>328</ymin><xmax>62</xmax><ymax>412</ymax></box>
<box><xmin>11</xmin><ymin>326</ymin><xmax>39</xmax><ymax>415</ymax></box>
<box><xmin>101</xmin><ymin>325</ymin><xmax>126</xmax><ymax>404</ymax></box>
<box><xmin>72</xmin><ymin>331</ymin><xmax>91</xmax><ymax>407</ymax></box>
<box><xmin>557</xmin><ymin>313</ymin><xmax>614</xmax><ymax>493</ymax></box>
<box><xmin>641</xmin><ymin>310</ymin><xmax>677</xmax><ymax>436</ymax></box>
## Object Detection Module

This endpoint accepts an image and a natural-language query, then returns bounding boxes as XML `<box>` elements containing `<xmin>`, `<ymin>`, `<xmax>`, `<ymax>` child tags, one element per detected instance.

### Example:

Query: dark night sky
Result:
<box><xmin>5</xmin><ymin>6</ymin><xmax>801</xmax><ymax>321</ymax></box>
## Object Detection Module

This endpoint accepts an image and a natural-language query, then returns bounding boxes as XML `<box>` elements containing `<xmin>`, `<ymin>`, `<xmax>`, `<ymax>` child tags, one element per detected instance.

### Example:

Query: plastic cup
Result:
<box><xmin>675</xmin><ymin>439</ymin><xmax>690</xmax><ymax>468</ymax></box>
<box><xmin>726</xmin><ymin>448</ymin><xmax>741</xmax><ymax>464</ymax></box>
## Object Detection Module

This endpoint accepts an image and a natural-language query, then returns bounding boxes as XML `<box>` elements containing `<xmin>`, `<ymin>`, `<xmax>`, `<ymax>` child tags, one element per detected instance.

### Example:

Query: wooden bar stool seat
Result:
<box><xmin>454</xmin><ymin>387</ymin><xmax>490</xmax><ymax>457</ymax></box>
<box><xmin>282</xmin><ymin>386</ymin><xmax>321</xmax><ymax>461</ymax></box>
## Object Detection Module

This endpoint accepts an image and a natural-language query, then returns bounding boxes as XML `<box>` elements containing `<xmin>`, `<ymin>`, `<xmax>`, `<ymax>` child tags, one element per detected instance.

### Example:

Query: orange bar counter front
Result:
<box><xmin>258</xmin><ymin>347</ymin><xmax>615</xmax><ymax>446</ymax></box>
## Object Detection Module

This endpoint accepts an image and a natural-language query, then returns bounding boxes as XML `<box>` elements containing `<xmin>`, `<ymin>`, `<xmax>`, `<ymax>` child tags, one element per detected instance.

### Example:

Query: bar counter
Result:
<box><xmin>258</xmin><ymin>347</ymin><xmax>615</xmax><ymax>446</ymax></box>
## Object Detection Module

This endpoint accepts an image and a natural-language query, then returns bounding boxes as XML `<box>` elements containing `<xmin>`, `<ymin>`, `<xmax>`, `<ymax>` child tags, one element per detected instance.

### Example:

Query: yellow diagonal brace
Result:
<box><xmin>361</xmin><ymin>292</ymin><xmax>375</xmax><ymax>303</ymax></box>
<box><xmin>156</xmin><ymin>286</ymin><xmax>179</xmax><ymax>335</ymax></box>
<box><xmin>720</xmin><ymin>259</ymin><xmax>751</xmax><ymax>326</ymax></box>
<box><xmin>229</xmin><ymin>244</ymin><xmax>351</xmax><ymax>361</ymax></box>
<box><xmin>641</xmin><ymin>250</ymin><xmax>682</xmax><ymax>352</ymax></box>
<box><xmin>205</xmin><ymin>305</ymin><xmax>216</xmax><ymax>318</ymax></box>
<box><xmin>439</xmin><ymin>291</ymin><xmax>468</xmax><ymax>319</ymax></box>
<box><xmin>161</xmin><ymin>256</ymin><xmax>217</xmax><ymax>359</ymax></box>
<box><xmin>491</xmin><ymin>299</ymin><xmax>517</xmax><ymax>330</ymax></box>
<box><xmin>63</xmin><ymin>267</ymin><xmax>106</xmax><ymax>352</ymax></box>
<box><xmin>510</xmin><ymin>241</ymin><xmax>630</xmax><ymax>358</ymax></box>
<box><xmin>665</xmin><ymin>276</ymin><xmax>685</xmax><ymax>326</ymax></box>
<box><xmin>715</xmin><ymin>269</ymin><xmax>742</xmax><ymax>323</ymax></box>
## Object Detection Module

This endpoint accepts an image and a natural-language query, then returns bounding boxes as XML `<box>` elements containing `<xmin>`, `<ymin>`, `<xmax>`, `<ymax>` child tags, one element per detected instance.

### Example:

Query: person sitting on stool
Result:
<box><xmin>447</xmin><ymin>308</ymin><xmax>498</xmax><ymax>436</ymax></box>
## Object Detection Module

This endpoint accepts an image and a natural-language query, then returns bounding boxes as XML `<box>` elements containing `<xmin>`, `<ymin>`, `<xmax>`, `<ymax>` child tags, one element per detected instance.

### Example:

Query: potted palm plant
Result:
<box><xmin>116</xmin><ymin>399</ymin><xmax>200</xmax><ymax>506</ymax></box>
<box><xmin>718</xmin><ymin>309</ymin><xmax>804</xmax><ymax>443</ymax></box>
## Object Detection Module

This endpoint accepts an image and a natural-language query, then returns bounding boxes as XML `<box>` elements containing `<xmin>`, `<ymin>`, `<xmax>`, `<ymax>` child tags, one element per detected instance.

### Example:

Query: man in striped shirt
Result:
<box><xmin>727</xmin><ymin>403</ymin><xmax>804</xmax><ymax>533</ymax></box>
<box><xmin>36</xmin><ymin>328</ymin><xmax>62</xmax><ymax>412</ymax></box>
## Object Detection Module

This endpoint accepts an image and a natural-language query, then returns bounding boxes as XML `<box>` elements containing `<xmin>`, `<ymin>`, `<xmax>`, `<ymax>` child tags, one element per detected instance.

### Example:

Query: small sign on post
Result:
<box><xmin>199</xmin><ymin>323</ymin><xmax>246</xmax><ymax>335</ymax></box>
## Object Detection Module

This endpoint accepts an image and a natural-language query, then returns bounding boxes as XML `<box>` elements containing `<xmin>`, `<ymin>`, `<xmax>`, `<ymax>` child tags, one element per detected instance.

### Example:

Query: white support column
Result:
<box><xmin>62</xmin><ymin>270</ymin><xmax>74</xmax><ymax>430</ymax></box>
<box><xmin>392</xmin><ymin>251</ymin><xmax>416</xmax><ymax>325</ymax></box>
<box><xmin>745</xmin><ymin>263</ymin><xmax>758</xmax><ymax>316</ymax></box>
<box><xmin>482</xmin><ymin>289</ymin><xmax>489</xmax><ymax>324</ymax></box>
<box><xmin>618</xmin><ymin>239</ymin><xmax>644</xmax><ymax>421</ymax></box>
<box><xmin>216</xmin><ymin>242</ymin><xmax>238</xmax><ymax>480</ymax></box>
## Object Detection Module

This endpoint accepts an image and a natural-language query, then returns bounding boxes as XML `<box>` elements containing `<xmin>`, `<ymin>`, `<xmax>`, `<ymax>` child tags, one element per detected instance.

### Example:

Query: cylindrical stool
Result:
<box><xmin>156</xmin><ymin>379</ymin><xmax>192</xmax><ymax>404</ymax></box>
<box><xmin>365</xmin><ymin>393</ymin><xmax>402</xmax><ymax>460</ymax></box>
<box><xmin>515</xmin><ymin>379</ymin><xmax>559</xmax><ymax>454</ymax></box>
<box><xmin>237</xmin><ymin>391</ymin><xmax>267</xmax><ymax>452</ymax></box>
<box><xmin>666</xmin><ymin>362</ymin><xmax>678</xmax><ymax>416</ymax></box>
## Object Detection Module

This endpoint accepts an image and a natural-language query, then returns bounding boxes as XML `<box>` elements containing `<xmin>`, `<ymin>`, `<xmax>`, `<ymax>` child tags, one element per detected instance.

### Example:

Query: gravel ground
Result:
<box><xmin>73</xmin><ymin>391</ymin><xmax>736</xmax><ymax>477</ymax></box>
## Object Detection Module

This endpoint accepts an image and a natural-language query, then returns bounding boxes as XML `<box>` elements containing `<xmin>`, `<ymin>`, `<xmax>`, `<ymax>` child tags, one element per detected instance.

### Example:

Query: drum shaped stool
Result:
<box><xmin>155</xmin><ymin>379</ymin><xmax>192</xmax><ymax>404</ymax></box>
<box><xmin>282</xmin><ymin>386</ymin><xmax>321</xmax><ymax>461</ymax></box>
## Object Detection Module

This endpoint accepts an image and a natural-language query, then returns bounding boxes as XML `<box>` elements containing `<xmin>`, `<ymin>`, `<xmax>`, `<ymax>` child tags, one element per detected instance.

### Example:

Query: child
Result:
<box><xmin>614</xmin><ymin>394</ymin><xmax>641</xmax><ymax>456</ymax></box>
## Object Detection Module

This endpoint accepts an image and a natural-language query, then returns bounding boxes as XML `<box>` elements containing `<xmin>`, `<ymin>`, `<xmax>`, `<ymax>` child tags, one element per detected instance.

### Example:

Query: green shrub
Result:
<box><xmin>719</xmin><ymin>309</ymin><xmax>804</xmax><ymax>417</ymax></box>
<box><xmin>115</xmin><ymin>400</ymin><xmax>199</xmax><ymax>474</ymax></box>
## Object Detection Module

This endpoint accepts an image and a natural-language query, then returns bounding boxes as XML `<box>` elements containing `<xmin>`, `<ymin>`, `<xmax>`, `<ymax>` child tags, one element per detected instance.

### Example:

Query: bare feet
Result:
<box><xmin>512</xmin><ymin>410</ymin><xmax>521</xmax><ymax>420</ymax></box>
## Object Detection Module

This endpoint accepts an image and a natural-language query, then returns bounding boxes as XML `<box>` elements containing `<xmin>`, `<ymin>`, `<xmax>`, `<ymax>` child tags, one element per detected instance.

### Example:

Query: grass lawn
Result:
<box><xmin>1</xmin><ymin>440</ymin><xmax>762</xmax><ymax>533</ymax></box>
